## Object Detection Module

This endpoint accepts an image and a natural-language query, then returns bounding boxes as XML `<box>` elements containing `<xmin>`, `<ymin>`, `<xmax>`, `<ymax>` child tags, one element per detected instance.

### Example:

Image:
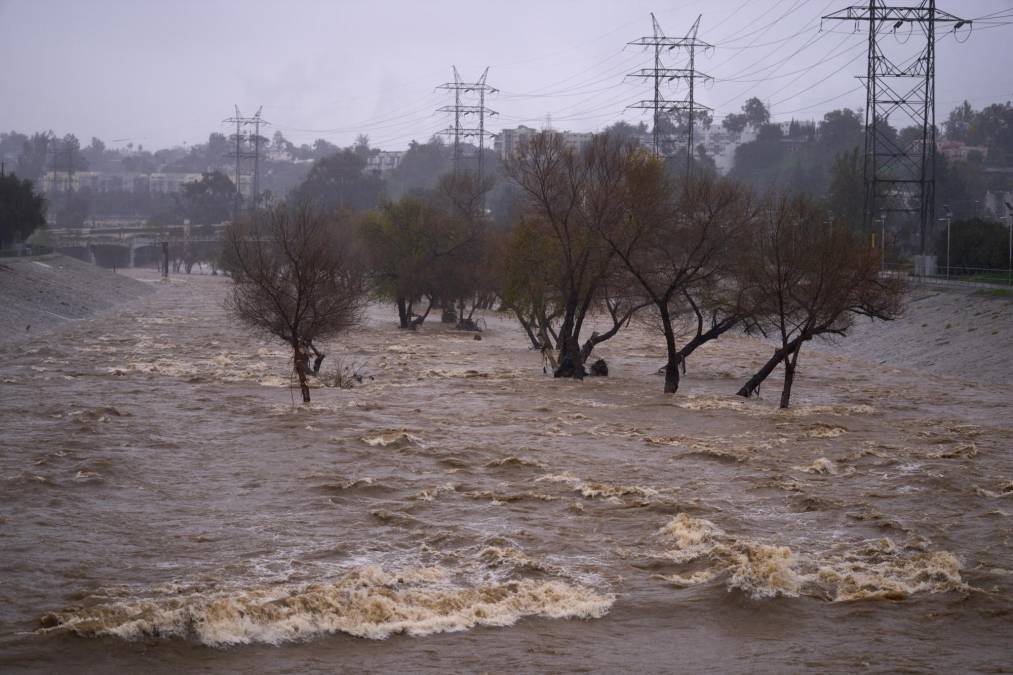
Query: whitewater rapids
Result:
<box><xmin>1</xmin><ymin>270</ymin><xmax>1011</xmax><ymax>673</ymax></box>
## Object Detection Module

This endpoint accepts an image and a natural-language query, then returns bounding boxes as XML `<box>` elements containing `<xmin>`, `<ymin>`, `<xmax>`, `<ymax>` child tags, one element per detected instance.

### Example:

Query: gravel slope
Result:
<box><xmin>0</xmin><ymin>255</ymin><xmax>155</xmax><ymax>346</ymax></box>
<box><xmin>811</xmin><ymin>285</ymin><xmax>1013</xmax><ymax>386</ymax></box>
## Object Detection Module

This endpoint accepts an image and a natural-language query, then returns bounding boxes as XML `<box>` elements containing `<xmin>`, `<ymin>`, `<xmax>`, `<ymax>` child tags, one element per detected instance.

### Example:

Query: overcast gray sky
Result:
<box><xmin>2</xmin><ymin>0</ymin><xmax>1011</xmax><ymax>151</ymax></box>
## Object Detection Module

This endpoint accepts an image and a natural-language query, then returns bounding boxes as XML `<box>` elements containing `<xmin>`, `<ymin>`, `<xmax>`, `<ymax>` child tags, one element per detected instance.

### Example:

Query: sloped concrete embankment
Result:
<box><xmin>0</xmin><ymin>254</ymin><xmax>155</xmax><ymax>345</ymax></box>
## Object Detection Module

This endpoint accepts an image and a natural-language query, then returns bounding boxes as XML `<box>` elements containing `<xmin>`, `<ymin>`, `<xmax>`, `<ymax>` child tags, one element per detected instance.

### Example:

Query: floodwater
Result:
<box><xmin>1</xmin><ymin>271</ymin><xmax>1011</xmax><ymax>674</ymax></box>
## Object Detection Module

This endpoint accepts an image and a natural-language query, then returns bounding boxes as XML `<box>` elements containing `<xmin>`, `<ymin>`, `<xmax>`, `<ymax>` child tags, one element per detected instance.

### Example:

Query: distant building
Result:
<box><xmin>495</xmin><ymin>126</ymin><xmax>601</xmax><ymax>159</ymax></box>
<box><xmin>983</xmin><ymin>189</ymin><xmax>1013</xmax><ymax>221</ymax></box>
<box><xmin>495</xmin><ymin>125</ymin><xmax>540</xmax><ymax>159</ymax></box>
<box><xmin>696</xmin><ymin>125</ymin><xmax>757</xmax><ymax>174</ymax></box>
<box><xmin>365</xmin><ymin>150</ymin><xmax>405</xmax><ymax>177</ymax></box>
<box><xmin>266</xmin><ymin>145</ymin><xmax>294</xmax><ymax>162</ymax></box>
<box><xmin>38</xmin><ymin>171</ymin><xmax>205</xmax><ymax>194</ymax></box>
<box><xmin>560</xmin><ymin>131</ymin><xmax>593</xmax><ymax>152</ymax></box>
<box><xmin>939</xmin><ymin>140</ymin><xmax>988</xmax><ymax>162</ymax></box>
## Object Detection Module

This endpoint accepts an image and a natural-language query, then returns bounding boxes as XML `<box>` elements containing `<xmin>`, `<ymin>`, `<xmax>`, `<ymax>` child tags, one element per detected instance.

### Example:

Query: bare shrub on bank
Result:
<box><xmin>223</xmin><ymin>203</ymin><xmax>367</xmax><ymax>403</ymax></box>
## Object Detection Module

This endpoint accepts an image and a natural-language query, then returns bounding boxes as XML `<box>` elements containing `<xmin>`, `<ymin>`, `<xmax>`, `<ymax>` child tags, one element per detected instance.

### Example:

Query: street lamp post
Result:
<box><xmin>944</xmin><ymin>205</ymin><xmax>953</xmax><ymax>280</ymax></box>
<box><xmin>879</xmin><ymin>211</ymin><xmax>886</xmax><ymax>272</ymax></box>
<box><xmin>1005</xmin><ymin>201</ymin><xmax>1013</xmax><ymax>286</ymax></box>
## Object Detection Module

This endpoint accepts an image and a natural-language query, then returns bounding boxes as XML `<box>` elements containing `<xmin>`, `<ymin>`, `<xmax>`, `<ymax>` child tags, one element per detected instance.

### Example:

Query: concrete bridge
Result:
<box><xmin>50</xmin><ymin>224</ymin><xmax>227</xmax><ymax>268</ymax></box>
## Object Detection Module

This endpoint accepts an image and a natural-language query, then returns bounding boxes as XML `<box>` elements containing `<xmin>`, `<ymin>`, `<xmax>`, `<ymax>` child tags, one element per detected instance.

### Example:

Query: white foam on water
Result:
<box><xmin>39</xmin><ymin>564</ymin><xmax>614</xmax><ymax>646</ymax></box>
<box><xmin>654</xmin><ymin>514</ymin><xmax>967</xmax><ymax>602</ymax></box>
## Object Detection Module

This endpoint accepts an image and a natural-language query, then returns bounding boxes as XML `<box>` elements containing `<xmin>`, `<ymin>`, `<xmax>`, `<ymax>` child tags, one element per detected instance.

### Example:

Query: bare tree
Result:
<box><xmin>223</xmin><ymin>203</ymin><xmax>367</xmax><ymax>403</ymax></box>
<box><xmin>736</xmin><ymin>194</ymin><xmax>904</xmax><ymax>407</ymax></box>
<box><xmin>596</xmin><ymin>160</ymin><xmax>756</xmax><ymax>392</ymax></box>
<box><xmin>504</xmin><ymin>132</ymin><xmax>640</xmax><ymax>378</ymax></box>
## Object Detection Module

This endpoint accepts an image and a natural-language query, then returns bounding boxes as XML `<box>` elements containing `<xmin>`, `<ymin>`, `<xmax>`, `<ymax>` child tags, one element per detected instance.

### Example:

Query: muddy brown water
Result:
<box><xmin>1</xmin><ymin>271</ymin><xmax>1011</xmax><ymax>673</ymax></box>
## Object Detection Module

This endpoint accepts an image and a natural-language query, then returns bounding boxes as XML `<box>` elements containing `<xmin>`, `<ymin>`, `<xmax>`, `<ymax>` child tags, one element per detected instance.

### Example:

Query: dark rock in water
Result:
<box><xmin>38</xmin><ymin>613</ymin><xmax>60</xmax><ymax>629</ymax></box>
<box><xmin>473</xmin><ymin>334</ymin><xmax>482</xmax><ymax>341</ymax></box>
<box><xmin>590</xmin><ymin>359</ymin><xmax>608</xmax><ymax>377</ymax></box>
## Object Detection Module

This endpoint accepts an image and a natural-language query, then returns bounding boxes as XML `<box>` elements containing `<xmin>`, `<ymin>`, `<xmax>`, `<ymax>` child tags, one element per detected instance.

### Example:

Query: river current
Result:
<box><xmin>1</xmin><ymin>271</ymin><xmax>1010</xmax><ymax>673</ymax></box>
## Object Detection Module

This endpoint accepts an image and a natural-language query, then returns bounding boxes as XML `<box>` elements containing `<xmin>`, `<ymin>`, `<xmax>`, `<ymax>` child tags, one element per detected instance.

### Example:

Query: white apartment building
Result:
<box><xmin>365</xmin><ymin>150</ymin><xmax>405</xmax><ymax>177</ymax></box>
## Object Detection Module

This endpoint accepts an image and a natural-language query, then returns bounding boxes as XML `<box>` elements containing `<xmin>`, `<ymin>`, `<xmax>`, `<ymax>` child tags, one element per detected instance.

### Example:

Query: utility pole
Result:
<box><xmin>250</xmin><ymin>106</ymin><xmax>269</xmax><ymax>208</ymax></box>
<box><xmin>823</xmin><ymin>1</ymin><xmax>971</xmax><ymax>255</ymax></box>
<box><xmin>222</xmin><ymin>105</ymin><xmax>268</xmax><ymax>221</ymax></box>
<box><xmin>437</xmin><ymin>66</ymin><xmax>498</xmax><ymax>184</ymax></box>
<box><xmin>627</xmin><ymin>13</ymin><xmax>712</xmax><ymax>174</ymax></box>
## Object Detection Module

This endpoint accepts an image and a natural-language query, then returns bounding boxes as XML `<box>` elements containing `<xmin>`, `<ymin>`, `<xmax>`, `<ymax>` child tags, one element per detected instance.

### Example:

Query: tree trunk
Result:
<box><xmin>308</xmin><ymin>342</ymin><xmax>325</xmax><ymax>375</ymax></box>
<box><xmin>658</xmin><ymin>306</ymin><xmax>681</xmax><ymax>393</ymax></box>
<box><xmin>736</xmin><ymin>335</ymin><xmax>804</xmax><ymax>398</ymax></box>
<box><xmin>410</xmin><ymin>295</ymin><xmax>433</xmax><ymax>329</ymax></box>
<box><xmin>779</xmin><ymin>341</ymin><xmax>803</xmax><ymax>409</ymax></box>
<box><xmin>396</xmin><ymin>297</ymin><xmax>410</xmax><ymax>329</ymax></box>
<box><xmin>554</xmin><ymin>335</ymin><xmax>585</xmax><ymax>380</ymax></box>
<box><xmin>664</xmin><ymin>357</ymin><xmax>681</xmax><ymax>393</ymax></box>
<box><xmin>293</xmin><ymin>342</ymin><xmax>311</xmax><ymax>403</ymax></box>
<box><xmin>512</xmin><ymin>307</ymin><xmax>540</xmax><ymax>349</ymax></box>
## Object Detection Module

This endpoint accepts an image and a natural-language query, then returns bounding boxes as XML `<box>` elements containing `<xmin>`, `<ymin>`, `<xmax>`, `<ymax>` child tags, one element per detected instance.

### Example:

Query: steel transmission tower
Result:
<box><xmin>823</xmin><ymin>1</ymin><xmax>970</xmax><ymax>254</ymax></box>
<box><xmin>249</xmin><ymin>107</ymin><xmax>269</xmax><ymax>208</ymax></box>
<box><xmin>222</xmin><ymin>105</ymin><xmax>270</xmax><ymax>221</ymax></box>
<box><xmin>437</xmin><ymin>67</ymin><xmax>498</xmax><ymax>183</ymax></box>
<box><xmin>628</xmin><ymin>13</ymin><xmax>712</xmax><ymax>174</ymax></box>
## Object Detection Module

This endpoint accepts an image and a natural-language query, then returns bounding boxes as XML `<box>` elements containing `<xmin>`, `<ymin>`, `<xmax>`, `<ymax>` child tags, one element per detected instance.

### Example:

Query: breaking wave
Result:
<box><xmin>38</xmin><ymin>565</ymin><xmax>613</xmax><ymax>647</ymax></box>
<box><xmin>536</xmin><ymin>472</ymin><xmax>662</xmax><ymax>501</ymax></box>
<box><xmin>361</xmin><ymin>431</ymin><xmax>424</xmax><ymax>448</ymax></box>
<box><xmin>653</xmin><ymin>514</ymin><xmax>967</xmax><ymax>601</ymax></box>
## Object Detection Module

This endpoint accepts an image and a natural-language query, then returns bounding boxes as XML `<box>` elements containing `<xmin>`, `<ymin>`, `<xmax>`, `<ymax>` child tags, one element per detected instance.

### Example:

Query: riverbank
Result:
<box><xmin>0</xmin><ymin>255</ymin><xmax>154</xmax><ymax>346</ymax></box>
<box><xmin>809</xmin><ymin>285</ymin><xmax>1013</xmax><ymax>387</ymax></box>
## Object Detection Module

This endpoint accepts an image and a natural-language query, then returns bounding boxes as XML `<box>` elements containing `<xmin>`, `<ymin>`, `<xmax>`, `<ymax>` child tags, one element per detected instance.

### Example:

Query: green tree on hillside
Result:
<box><xmin>177</xmin><ymin>171</ymin><xmax>235</xmax><ymax>225</ymax></box>
<box><xmin>0</xmin><ymin>172</ymin><xmax>47</xmax><ymax>246</ymax></box>
<box><xmin>385</xmin><ymin>138</ymin><xmax>453</xmax><ymax>198</ymax></box>
<box><xmin>293</xmin><ymin>149</ymin><xmax>383</xmax><ymax>211</ymax></box>
<box><xmin>16</xmin><ymin>132</ymin><xmax>53</xmax><ymax>182</ymax></box>
<box><xmin>826</xmin><ymin>147</ymin><xmax>864</xmax><ymax>229</ymax></box>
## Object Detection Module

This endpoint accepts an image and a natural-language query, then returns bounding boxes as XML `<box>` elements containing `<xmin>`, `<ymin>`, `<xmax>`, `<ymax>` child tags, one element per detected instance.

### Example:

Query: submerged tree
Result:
<box><xmin>597</xmin><ymin>161</ymin><xmax>756</xmax><ymax>393</ymax></box>
<box><xmin>223</xmin><ymin>203</ymin><xmax>367</xmax><ymax>403</ymax></box>
<box><xmin>357</xmin><ymin>170</ymin><xmax>489</xmax><ymax>331</ymax></box>
<box><xmin>736</xmin><ymin>194</ymin><xmax>904</xmax><ymax>408</ymax></box>
<box><xmin>497</xmin><ymin>214</ymin><xmax>562</xmax><ymax>350</ymax></box>
<box><xmin>504</xmin><ymin>132</ymin><xmax>642</xmax><ymax>379</ymax></box>
<box><xmin>359</xmin><ymin>195</ymin><xmax>439</xmax><ymax>329</ymax></box>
